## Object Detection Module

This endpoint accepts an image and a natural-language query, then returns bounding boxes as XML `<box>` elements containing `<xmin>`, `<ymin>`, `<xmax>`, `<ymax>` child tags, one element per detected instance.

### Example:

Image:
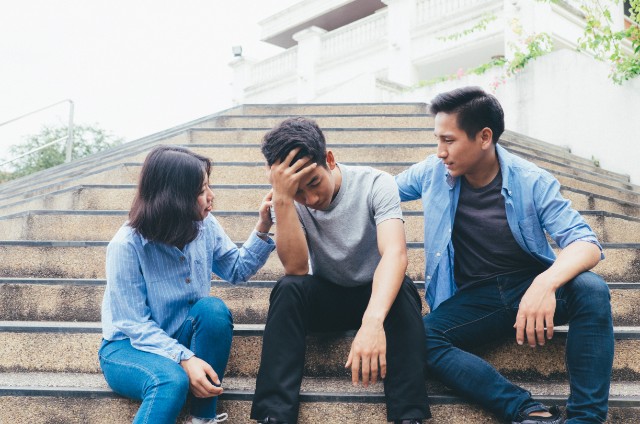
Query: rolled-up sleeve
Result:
<box><xmin>207</xmin><ymin>216</ymin><xmax>275</xmax><ymax>283</ymax></box>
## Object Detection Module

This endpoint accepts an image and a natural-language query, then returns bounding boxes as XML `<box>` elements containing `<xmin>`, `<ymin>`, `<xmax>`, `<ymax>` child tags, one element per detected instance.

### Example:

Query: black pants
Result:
<box><xmin>250</xmin><ymin>274</ymin><xmax>431</xmax><ymax>423</ymax></box>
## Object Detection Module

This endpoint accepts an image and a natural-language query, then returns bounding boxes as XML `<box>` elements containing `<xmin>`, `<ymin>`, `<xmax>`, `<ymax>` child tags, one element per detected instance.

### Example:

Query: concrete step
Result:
<box><xmin>4</xmin><ymin>153</ymin><xmax>638</xmax><ymax>211</ymax></box>
<box><xmin>1</xmin><ymin>278</ymin><xmax>637</xmax><ymax>326</ymax></box>
<box><xmin>0</xmin><ymin>322</ymin><xmax>638</xmax><ymax>383</ymax></box>
<box><xmin>0</xmin><ymin>240</ymin><xmax>637</xmax><ymax>282</ymax></box>
<box><xmin>2</xmin><ymin>132</ymin><xmax>636</xmax><ymax>204</ymax></box>
<box><xmin>224</xmin><ymin>103</ymin><xmax>429</xmax><ymax>116</ymax></box>
<box><xmin>2</xmin><ymin>209</ymin><xmax>639</xmax><ymax>244</ymax></box>
<box><xmin>501</xmin><ymin>131</ymin><xmax>634</xmax><ymax>185</ymax></box>
<box><xmin>1</xmin><ymin>373</ymin><xmax>638</xmax><ymax>423</ymax></box>
<box><xmin>189</xmin><ymin>114</ymin><xmax>435</xmax><ymax>129</ymax></box>
<box><xmin>1</xmin><ymin>182</ymin><xmax>637</xmax><ymax>222</ymax></box>
<box><xmin>0</xmin><ymin>162</ymin><xmax>414</xmax><ymax>207</ymax></box>
<box><xmin>0</xmin><ymin>184</ymin><xmax>425</xmax><ymax>217</ymax></box>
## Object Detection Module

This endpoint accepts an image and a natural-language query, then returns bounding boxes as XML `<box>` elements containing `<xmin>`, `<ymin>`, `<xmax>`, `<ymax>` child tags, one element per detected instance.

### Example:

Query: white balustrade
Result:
<box><xmin>416</xmin><ymin>0</ymin><xmax>495</xmax><ymax>25</ymax></box>
<box><xmin>249</xmin><ymin>46</ymin><xmax>298</xmax><ymax>86</ymax></box>
<box><xmin>320</xmin><ymin>11</ymin><xmax>387</xmax><ymax>61</ymax></box>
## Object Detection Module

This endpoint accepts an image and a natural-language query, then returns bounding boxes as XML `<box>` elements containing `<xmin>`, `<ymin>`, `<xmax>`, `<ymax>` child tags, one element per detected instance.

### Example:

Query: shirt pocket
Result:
<box><xmin>518</xmin><ymin>214</ymin><xmax>547</xmax><ymax>253</ymax></box>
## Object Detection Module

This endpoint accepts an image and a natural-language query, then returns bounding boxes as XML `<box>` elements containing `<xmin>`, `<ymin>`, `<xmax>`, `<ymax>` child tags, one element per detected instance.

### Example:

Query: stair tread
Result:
<box><xmin>1</xmin><ymin>321</ymin><xmax>639</xmax><ymax>337</ymax></box>
<box><xmin>1</xmin><ymin>372</ymin><xmax>639</xmax><ymax>402</ymax></box>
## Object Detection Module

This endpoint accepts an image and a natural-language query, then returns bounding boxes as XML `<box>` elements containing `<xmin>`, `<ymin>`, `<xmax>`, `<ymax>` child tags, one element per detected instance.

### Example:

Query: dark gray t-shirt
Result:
<box><xmin>452</xmin><ymin>171</ymin><xmax>542</xmax><ymax>289</ymax></box>
<box><xmin>295</xmin><ymin>164</ymin><xmax>404</xmax><ymax>287</ymax></box>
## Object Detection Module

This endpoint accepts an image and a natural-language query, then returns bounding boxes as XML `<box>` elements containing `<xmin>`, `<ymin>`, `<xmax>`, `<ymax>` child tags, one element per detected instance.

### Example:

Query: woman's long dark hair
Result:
<box><xmin>129</xmin><ymin>145</ymin><xmax>211</xmax><ymax>247</ymax></box>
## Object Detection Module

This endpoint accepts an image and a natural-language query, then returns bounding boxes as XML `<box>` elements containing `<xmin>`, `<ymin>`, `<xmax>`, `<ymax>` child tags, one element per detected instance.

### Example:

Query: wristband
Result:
<box><xmin>256</xmin><ymin>230</ymin><xmax>274</xmax><ymax>238</ymax></box>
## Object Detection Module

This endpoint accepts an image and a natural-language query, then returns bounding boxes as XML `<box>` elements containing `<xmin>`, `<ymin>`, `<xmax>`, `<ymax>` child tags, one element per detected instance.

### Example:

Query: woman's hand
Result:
<box><xmin>256</xmin><ymin>190</ymin><xmax>274</xmax><ymax>234</ymax></box>
<box><xmin>180</xmin><ymin>356</ymin><xmax>223</xmax><ymax>398</ymax></box>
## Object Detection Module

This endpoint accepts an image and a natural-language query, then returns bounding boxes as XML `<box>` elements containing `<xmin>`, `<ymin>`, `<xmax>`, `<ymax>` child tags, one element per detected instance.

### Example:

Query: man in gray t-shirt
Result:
<box><xmin>250</xmin><ymin>117</ymin><xmax>430</xmax><ymax>424</ymax></box>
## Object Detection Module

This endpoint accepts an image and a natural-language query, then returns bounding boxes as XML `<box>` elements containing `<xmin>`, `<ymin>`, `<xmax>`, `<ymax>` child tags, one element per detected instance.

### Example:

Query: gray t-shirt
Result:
<box><xmin>295</xmin><ymin>164</ymin><xmax>404</xmax><ymax>287</ymax></box>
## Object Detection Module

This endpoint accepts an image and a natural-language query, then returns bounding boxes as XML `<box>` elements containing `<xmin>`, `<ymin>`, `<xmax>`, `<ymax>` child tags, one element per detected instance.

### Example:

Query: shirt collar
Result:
<box><xmin>138</xmin><ymin>220</ymin><xmax>205</xmax><ymax>247</ymax></box>
<box><xmin>496</xmin><ymin>144</ymin><xmax>513</xmax><ymax>195</ymax></box>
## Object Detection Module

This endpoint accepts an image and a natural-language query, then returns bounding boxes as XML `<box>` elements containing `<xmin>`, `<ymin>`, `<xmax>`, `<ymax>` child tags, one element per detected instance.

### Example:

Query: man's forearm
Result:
<box><xmin>362</xmin><ymin>248</ymin><xmax>408</xmax><ymax>325</ymax></box>
<box><xmin>535</xmin><ymin>240</ymin><xmax>602</xmax><ymax>290</ymax></box>
<box><xmin>273</xmin><ymin>198</ymin><xmax>309</xmax><ymax>275</ymax></box>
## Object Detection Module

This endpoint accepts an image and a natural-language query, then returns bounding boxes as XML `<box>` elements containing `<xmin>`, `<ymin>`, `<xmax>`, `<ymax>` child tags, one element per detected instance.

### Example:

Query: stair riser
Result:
<box><xmin>0</xmin><ymin>331</ymin><xmax>637</xmax><ymax>382</ymax></box>
<box><xmin>3</xmin><ymin>213</ymin><xmax>638</xmax><ymax>243</ymax></box>
<box><xmin>0</xmin><ymin>164</ymin><xmax>410</xmax><ymax>207</ymax></box>
<box><xmin>3</xmin><ymin>145</ymin><xmax>636</xmax><ymax>207</ymax></box>
<box><xmin>0</xmin><ymin>245</ymin><xmax>637</xmax><ymax>282</ymax></box>
<box><xmin>227</xmin><ymin>104</ymin><xmax>428</xmax><ymax>116</ymax></box>
<box><xmin>1</xmin><ymin>283</ymin><xmax>638</xmax><ymax>326</ymax></box>
<box><xmin>3</xmin><ymin>396</ymin><xmax>637</xmax><ymax>424</ymax></box>
<box><xmin>2</xmin><ymin>185</ymin><xmax>637</xmax><ymax>223</ymax></box>
<box><xmin>0</xmin><ymin>396</ymin><xmax>605</xmax><ymax>424</ymax></box>
<box><xmin>190</xmin><ymin>115</ymin><xmax>435</xmax><ymax>129</ymax></box>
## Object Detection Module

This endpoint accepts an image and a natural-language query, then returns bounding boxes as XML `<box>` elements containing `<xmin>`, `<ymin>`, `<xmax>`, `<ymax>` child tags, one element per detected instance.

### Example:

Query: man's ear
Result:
<box><xmin>479</xmin><ymin>128</ymin><xmax>494</xmax><ymax>150</ymax></box>
<box><xmin>326</xmin><ymin>150</ymin><xmax>336</xmax><ymax>169</ymax></box>
<box><xmin>265</xmin><ymin>163</ymin><xmax>272</xmax><ymax>183</ymax></box>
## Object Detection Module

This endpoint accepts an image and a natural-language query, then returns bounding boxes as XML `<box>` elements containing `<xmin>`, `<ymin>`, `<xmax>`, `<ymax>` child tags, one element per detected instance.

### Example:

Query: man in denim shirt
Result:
<box><xmin>395</xmin><ymin>87</ymin><xmax>613</xmax><ymax>424</ymax></box>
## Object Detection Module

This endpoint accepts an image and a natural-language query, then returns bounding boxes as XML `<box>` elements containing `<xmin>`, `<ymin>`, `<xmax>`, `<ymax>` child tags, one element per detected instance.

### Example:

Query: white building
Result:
<box><xmin>230</xmin><ymin>0</ymin><xmax>640</xmax><ymax>183</ymax></box>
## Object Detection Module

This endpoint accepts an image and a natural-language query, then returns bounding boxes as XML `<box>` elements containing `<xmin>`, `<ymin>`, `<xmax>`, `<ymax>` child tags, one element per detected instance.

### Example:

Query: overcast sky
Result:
<box><xmin>0</xmin><ymin>0</ymin><xmax>299</xmax><ymax>162</ymax></box>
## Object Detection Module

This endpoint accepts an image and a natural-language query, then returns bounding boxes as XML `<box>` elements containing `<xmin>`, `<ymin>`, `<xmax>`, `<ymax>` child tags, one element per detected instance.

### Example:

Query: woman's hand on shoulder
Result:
<box><xmin>180</xmin><ymin>356</ymin><xmax>223</xmax><ymax>398</ymax></box>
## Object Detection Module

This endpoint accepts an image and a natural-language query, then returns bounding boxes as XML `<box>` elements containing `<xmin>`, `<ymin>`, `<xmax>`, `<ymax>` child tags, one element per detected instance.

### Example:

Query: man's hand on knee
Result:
<box><xmin>514</xmin><ymin>276</ymin><xmax>557</xmax><ymax>347</ymax></box>
<box><xmin>345</xmin><ymin>322</ymin><xmax>387</xmax><ymax>387</ymax></box>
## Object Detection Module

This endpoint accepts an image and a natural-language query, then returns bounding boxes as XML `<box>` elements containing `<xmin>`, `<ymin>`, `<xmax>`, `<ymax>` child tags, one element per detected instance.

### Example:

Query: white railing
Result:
<box><xmin>416</xmin><ymin>0</ymin><xmax>495</xmax><ymax>25</ymax></box>
<box><xmin>249</xmin><ymin>46</ymin><xmax>298</xmax><ymax>86</ymax></box>
<box><xmin>0</xmin><ymin>99</ymin><xmax>75</xmax><ymax>167</ymax></box>
<box><xmin>320</xmin><ymin>10</ymin><xmax>387</xmax><ymax>61</ymax></box>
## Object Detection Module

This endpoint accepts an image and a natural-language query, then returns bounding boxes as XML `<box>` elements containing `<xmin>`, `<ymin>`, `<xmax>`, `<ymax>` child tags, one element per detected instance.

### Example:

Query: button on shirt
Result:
<box><xmin>102</xmin><ymin>214</ymin><xmax>275</xmax><ymax>363</ymax></box>
<box><xmin>395</xmin><ymin>144</ymin><xmax>603</xmax><ymax>311</ymax></box>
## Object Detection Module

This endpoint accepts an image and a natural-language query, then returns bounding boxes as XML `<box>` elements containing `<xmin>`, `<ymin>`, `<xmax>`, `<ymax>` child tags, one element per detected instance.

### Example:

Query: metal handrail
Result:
<box><xmin>0</xmin><ymin>99</ymin><xmax>74</xmax><ymax>165</ymax></box>
<box><xmin>0</xmin><ymin>136</ymin><xmax>67</xmax><ymax>167</ymax></box>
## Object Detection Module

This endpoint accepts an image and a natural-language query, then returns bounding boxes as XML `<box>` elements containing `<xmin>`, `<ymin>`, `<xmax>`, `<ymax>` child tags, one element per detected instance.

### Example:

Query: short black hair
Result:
<box><xmin>261</xmin><ymin>117</ymin><xmax>327</xmax><ymax>167</ymax></box>
<box><xmin>129</xmin><ymin>145</ymin><xmax>211</xmax><ymax>247</ymax></box>
<box><xmin>429</xmin><ymin>86</ymin><xmax>504</xmax><ymax>143</ymax></box>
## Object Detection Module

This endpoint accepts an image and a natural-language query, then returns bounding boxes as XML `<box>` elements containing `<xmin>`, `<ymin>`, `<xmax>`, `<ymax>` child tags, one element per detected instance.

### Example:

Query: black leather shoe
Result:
<box><xmin>395</xmin><ymin>420</ymin><xmax>423</xmax><ymax>424</ymax></box>
<box><xmin>511</xmin><ymin>406</ymin><xmax>564</xmax><ymax>424</ymax></box>
<box><xmin>257</xmin><ymin>418</ymin><xmax>288</xmax><ymax>424</ymax></box>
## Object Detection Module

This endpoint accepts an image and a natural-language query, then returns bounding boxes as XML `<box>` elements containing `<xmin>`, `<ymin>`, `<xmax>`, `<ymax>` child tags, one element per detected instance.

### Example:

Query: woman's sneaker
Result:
<box><xmin>512</xmin><ymin>406</ymin><xmax>564</xmax><ymax>424</ymax></box>
<box><xmin>185</xmin><ymin>413</ymin><xmax>229</xmax><ymax>424</ymax></box>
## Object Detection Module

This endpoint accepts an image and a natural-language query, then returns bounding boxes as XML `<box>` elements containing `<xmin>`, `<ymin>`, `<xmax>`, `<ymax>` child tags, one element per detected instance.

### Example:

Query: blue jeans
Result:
<box><xmin>424</xmin><ymin>270</ymin><xmax>613</xmax><ymax>423</ymax></box>
<box><xmin>99</xmin><ymin>297</ymin><xmax>234</xmax><ymax>424</ymax></box>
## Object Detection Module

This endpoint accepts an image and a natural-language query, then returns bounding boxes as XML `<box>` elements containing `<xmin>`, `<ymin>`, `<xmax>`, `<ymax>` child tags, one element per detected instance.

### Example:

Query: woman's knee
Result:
<box><xmin>149</xmin><ymin>364</ymin><xmax>190</xmax><ymax>398</ymax></box>
<box><xmin>192</xmin><ymin>297</ymin><xmax>233</xmax><ymax>334</ymax></box>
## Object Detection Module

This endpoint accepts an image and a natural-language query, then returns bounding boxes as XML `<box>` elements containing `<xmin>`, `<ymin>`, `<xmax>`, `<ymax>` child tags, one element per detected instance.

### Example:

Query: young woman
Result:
<box><xmin>99</xmin><ymin>145</ymin><xmax>275</xmax><ymax>424</ymax></box>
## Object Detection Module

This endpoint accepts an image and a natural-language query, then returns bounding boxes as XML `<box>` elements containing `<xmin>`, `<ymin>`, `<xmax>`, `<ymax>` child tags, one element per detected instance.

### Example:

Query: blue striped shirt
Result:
<box><xmin>101</xmin><ymin>214</ymin><xmax>274</xmax><ymax>363</ymax></box>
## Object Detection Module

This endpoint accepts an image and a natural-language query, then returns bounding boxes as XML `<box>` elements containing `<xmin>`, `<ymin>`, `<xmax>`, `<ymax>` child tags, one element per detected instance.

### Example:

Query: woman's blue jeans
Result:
<box><xmin>424</xmin><ymin>270</ymin><xmax>614</xmax><ymax>423</ymax></box>
<box><xmin>99</xmin><ymin>297</ymin><xmax>233</xmax><ymax>424</ymax></box>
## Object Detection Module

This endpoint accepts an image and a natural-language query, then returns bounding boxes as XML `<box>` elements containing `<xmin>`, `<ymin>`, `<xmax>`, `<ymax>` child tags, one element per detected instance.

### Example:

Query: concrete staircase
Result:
<box><xmin>0</xmin><ymin>103</ymin><xmax>638</xmax><ymax>423</ymax></box>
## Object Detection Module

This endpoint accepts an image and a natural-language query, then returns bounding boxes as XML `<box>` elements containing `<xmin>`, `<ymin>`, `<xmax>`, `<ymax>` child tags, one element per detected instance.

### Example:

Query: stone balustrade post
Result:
<box><xmin>383</xmin><ymin>0</ymin><xmax>417</xmax><ymax>87</ymax></box>
<box><xmin>292</xmin><ymin>26</ymin><xmax>327</xmax><ymax>102</ymax></box>
<box><xmin>229</xmin><ymin>56</ymin><xmax>254</xmax><ymax>106</ymax></box>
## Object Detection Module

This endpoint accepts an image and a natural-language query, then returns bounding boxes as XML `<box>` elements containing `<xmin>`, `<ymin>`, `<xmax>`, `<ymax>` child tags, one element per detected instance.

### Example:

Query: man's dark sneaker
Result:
<box><xmin>394</xmin><ymin>420</ymin><xmax>423</xmax><ymax>424</ymax></box>
<box><xmin>257</xmin><ymin>418</ymin><xmax>287</xmax><ymax>424</ymax></box>
<box><xmin>512</xmin><ymin>406</ymin><xmax>564</xmax><ymax>424</ymax></box>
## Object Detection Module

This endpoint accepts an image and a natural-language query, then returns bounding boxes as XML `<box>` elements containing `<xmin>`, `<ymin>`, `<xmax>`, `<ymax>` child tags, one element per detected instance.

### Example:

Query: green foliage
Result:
<box><xmin>415</xmin><ymin>56</ymin><xmax>507</xmax><ymax>88</ymax></box>
<box><xmin>436</xmin><ymin>14</ymin><xmax>498</xmax><ymax>42</ymax></box>
<box><xmin>505</xmin><ymin>32</ymin><xmax>554</xmax><ymax>76</ymax></box>
<box><xmin>577</xmin><ymin>0</ymin><xmax>640</xmax><ymax>84</ymax></box>
<box><xmin>411</xmin><ymin>0</ymin><xmax>639</xmax><ymax>91</ymax></box>
<box><xmin>2</xmin><ymin>124</ymin><xmax>123</xmax><ymax>181</ymax></box>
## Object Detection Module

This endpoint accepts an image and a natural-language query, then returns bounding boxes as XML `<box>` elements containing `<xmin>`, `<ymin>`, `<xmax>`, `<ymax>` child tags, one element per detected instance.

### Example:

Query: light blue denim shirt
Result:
<box><xmin>102</xmin><ymin>214</ymin><xmax>275</xmax><ymax>363</ymax></box>
<box><xmin>395</xmin><ymin>144</ymin><xmax>603</xmax><ymax>310</ymax></box>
